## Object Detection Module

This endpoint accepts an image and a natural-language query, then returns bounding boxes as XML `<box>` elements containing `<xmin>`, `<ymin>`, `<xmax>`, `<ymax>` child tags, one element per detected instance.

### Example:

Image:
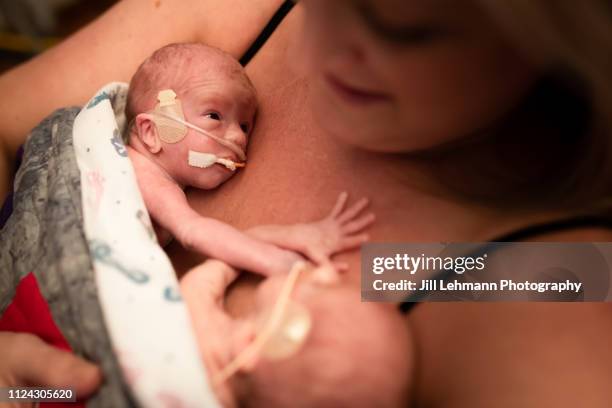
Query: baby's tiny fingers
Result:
<box><xmin>338</xmin><ymin>233</ymin><xmax>370</xmax><ymax>252</ymax></box>
<box><xmin>337</xmin><ymin>197</ymin><xmax>370</xmax><ymax>224</ymax></box>
<box><xmin>342</xmin><ymin>212</ymin><xmax>376</xmax><ymax>234</ymax></box>
<box><xmin>329</xmin><ymin>191</ymin><xmax>349</xmax><ymax>219</ymax></box>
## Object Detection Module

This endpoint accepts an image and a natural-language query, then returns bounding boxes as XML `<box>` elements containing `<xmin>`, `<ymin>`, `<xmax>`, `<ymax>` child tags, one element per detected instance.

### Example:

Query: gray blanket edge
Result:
<box><xmin>0</xmin><ymin>107</ymin><xmax>136</xmax><ymax>408</ymax></box>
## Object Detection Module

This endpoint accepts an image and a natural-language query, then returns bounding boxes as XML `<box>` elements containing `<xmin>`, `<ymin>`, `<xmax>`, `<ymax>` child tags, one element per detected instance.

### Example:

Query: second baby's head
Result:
<box><xmin>127</xmin><ymin>43</ymin><xmax>257</xmax><ymax>189</ymax></box>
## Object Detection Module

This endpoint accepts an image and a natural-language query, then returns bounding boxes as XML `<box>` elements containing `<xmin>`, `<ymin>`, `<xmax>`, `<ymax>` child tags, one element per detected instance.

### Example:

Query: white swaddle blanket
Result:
<box><xmin>73</xmin><ymin>82</ymin><xmax>220</xmax><ymax>408</ymax></box>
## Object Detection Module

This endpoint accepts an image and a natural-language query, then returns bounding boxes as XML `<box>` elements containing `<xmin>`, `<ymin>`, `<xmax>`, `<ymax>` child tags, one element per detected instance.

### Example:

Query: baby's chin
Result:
<box><xmin>188</xmin><ymin>166</ymin><xmax>236</xmax><ymax>189</ymax></box>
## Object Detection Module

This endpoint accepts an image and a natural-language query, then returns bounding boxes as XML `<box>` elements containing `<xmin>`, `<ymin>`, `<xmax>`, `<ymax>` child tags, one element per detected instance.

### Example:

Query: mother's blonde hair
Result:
<box><xmin>479</xmin><ymin>0</ymin><xmax>612</xmax><ymax>211</ymax></box>
<box><xmin>481</xmin><ymin>0</ymin><xmax>611</xmax><ymax>118</ymax></box>
<box><xmin>431</xmin><ymin>0</ymin><xmax>612</xmax><ymax>213</ymax></box>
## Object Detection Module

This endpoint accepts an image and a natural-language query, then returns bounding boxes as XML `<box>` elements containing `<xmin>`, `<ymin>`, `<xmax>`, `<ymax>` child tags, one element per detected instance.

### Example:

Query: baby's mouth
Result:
<box><xmin>216</xmin><ymin>157</ymin><xmax>246</xmax><ymax>171</ymax></box>
<box><xmin>188</xmin><ymin>151</ymin><xmax>246</xmax><ymax>171</ymax></box>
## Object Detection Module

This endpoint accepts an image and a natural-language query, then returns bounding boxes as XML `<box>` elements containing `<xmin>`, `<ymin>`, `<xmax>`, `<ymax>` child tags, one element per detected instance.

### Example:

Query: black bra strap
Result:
<box><xmin>490</xmin><ymin>215</ymin><xmax>612</xmax><ymax>242</ymax></box>
<box><xmin>239</xmin><ymin>0</ymin><xmax>295</xmax><ymax>66</ymax></box>
<box><xmin>398</xmin><ymin>214</ymin><xmax>612</xmax><ymax>314</ymax></box>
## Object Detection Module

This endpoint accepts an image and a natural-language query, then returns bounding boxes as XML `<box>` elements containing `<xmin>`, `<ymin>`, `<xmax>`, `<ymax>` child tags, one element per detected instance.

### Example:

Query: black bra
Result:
<box><xmin>398</xmin><ymin>215</ymin><xmax>612</xmax><ymax>314</ymax></box>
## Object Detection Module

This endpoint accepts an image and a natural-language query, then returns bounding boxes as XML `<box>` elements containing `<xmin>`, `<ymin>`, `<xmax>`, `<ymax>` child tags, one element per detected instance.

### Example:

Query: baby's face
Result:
<box><xmin>183</xmin><ymin>264</ymin><xmax>411</xmax><ymax>406</ymax></box>
<box><xmin>237</xmin><ymin>272</ymin><xmax>413</xmax><ymax>407</ymax></box>
<box><xmin>165</xmin><ymin>72</ymin><xmax>257</xmax><ymax>189</ymax></box>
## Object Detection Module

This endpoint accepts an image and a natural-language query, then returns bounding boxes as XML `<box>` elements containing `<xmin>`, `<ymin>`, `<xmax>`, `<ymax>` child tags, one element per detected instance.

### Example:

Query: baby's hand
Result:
<box><xmin>294</xmin><ymin>192</ymin><xmax>375</xmax><ymax>267</ymax></box>
<box><xmin>268</xmin><ymin>249</ymin><xmax>305</xmax><ymax>276</ymax></box>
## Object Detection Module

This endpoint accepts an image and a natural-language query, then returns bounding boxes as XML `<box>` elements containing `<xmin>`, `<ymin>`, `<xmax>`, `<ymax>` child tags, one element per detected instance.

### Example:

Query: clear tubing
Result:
<box><xmin>212</xmin><ymin>261</ymin><xmax>309</xmax><ymax>385</ymax></box>
<box><xmin>152</xmin><ymin>111</ymin><xmax>246</xmax><ymax>161</ymax></box>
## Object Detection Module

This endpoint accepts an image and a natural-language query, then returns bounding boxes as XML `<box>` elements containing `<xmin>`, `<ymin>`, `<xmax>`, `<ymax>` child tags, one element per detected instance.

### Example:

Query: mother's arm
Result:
<box><xmin>0</xmin><ymin>0</ymin><xmax>284</xmax><ymax>197</ymax></box>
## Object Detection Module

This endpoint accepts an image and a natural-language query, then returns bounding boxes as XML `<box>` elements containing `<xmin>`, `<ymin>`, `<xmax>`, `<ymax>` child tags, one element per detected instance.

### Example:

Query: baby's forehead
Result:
<box><xmin>142</xmin><ymin>48</ymin><xmax>254</xmax><ymax>99</ymax></box>
<box><xmin>177</xmin><ymin>67</ymin><xmax>256</xmax><ymax>107</ymax></box>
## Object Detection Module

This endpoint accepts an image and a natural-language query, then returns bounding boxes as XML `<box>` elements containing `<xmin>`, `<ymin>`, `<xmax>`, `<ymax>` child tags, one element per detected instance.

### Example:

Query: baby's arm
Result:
<box><xmin>247</xmin><ymin>192</ymin><xmax>375</xmax><ymax>266</ymax></box>
<box><xmin>136</xmin><ymin>168</ymin><xmax>300</xmax><ymax>276</ymax></box>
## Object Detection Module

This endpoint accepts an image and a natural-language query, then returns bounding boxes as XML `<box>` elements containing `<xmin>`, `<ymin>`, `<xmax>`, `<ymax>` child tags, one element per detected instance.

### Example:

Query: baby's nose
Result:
<box><xmin>224</xmin><ymin>125</ymin><xmax>248</xmax><ymax>152</ymax></box>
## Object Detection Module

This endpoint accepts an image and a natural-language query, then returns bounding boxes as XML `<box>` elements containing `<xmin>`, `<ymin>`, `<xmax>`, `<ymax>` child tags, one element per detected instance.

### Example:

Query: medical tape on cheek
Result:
<box><xmin>149</xmin><ymin>89</ymin><xmax>247</xmax><ymax>161</ymax></box>
<box><xmin>188</xmin><ymin>151</ymin><xmax>218</xmax><ymax>168</ymax></box>
<box><xmin>156</xmin><ymin>112</ymin><xmax>247</xmax><ymax>162</ymax></box>
<box><xmin>257</xmin><ymin>299</ymin><xmax>311</xmax><ymax>360</ymax></box>
<box><xmin>151</xmin><ymin>89</ymin><xmax>188</xmax><ymax>143</ymax></box>
<box><xmin>187</xmin><ymin>150</ymin><xmax>246</xmax><ymax>171</ymax></box>
<box><xmin>213</xmin><ymin>261</ymin><xmax>312</xmax><ymax>385</ymax></box>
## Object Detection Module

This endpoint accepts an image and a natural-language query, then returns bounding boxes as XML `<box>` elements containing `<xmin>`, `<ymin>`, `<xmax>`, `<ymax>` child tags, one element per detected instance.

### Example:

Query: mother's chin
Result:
<box><xmin>308</xmin><ymin>75</ymin><xmax>448</xmax><ymax>154</ymax></box>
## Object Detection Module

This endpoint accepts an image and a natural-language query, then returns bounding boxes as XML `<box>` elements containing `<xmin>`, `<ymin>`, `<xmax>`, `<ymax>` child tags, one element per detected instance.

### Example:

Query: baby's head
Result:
<box><xmin>185</xmin><ymin>264</ymin><xmax>412</xmax><ymax>407</ymax></box>
<box><xmin>127</xmin><ymin>43</ymin><xmax>257</xmax><ymax>189</ymax></box>
<box><xmin>234</xmin><ymin>279</ymin><xmax>413</xmax><ymax>408</ymax></box>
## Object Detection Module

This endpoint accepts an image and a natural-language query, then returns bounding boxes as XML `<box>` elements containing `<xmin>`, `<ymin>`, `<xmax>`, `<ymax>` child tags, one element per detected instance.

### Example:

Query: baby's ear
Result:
<box><xmin>134</xmin><ymin>113</ymin><xmax>162</xmax><ymax>154</ymax></box>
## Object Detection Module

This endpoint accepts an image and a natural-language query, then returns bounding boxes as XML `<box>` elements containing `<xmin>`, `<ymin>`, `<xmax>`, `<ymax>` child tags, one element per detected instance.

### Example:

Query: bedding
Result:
<box><xmin>0</xmin><ymin>83</ymin><xmax>219</xmax><ymax>408</ymax></box>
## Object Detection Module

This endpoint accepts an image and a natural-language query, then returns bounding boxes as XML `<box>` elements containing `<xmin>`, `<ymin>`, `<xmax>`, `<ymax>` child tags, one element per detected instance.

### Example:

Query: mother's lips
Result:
<box><xmin>325</xmin><ymin>74</ymin><xmax>390</xmax><ymax>104</ymax></box>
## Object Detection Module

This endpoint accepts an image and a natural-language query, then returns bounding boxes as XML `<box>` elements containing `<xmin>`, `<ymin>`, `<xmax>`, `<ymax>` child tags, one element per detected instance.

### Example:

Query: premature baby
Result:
<box><xmin>125</xmin><ymin>43</ymin><xmax>409</xmax><ymax>407</ymax></box>
<box><xmin>181</xmin><ymin>260</ymin><xmax>413</xmax><ymax>407</ymax></box>
<box><xmin>125</xmin><ymin>43</ymin><xmax>374</xmax><ymax>276</ymax></box>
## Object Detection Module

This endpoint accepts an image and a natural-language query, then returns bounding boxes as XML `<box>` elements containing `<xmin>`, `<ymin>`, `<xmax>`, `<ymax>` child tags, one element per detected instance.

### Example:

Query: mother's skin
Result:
<box><xmin>1</xmin><ymin>0</ymin><xmax>611</xmax><ymax>406</ymax></box>
<box><xmin>169</xmin><ymin>7</ymin><xmax>612</xmax><ymax>407</ymax></box>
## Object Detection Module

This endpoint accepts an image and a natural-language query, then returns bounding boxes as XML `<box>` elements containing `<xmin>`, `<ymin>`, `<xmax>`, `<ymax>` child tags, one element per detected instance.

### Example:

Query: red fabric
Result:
<box><xmin>0</xmin><ymin>273</ymin><xmax>84</xmax><ymax>408</ymax></box>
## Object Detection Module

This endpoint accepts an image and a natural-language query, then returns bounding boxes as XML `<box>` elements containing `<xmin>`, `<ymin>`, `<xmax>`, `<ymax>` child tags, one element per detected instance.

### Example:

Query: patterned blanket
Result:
<box><xmin>0</xmin><ymin>83</ymin><xmax>219</xmax><ymax>408</ymax></box>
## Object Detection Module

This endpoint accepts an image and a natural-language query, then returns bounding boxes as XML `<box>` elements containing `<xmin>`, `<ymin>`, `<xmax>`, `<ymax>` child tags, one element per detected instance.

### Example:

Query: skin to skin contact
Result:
<box><xmin>127</xmin><ymin>47</ymin><xmax>374</xmax><ymax>276</ymax></box>
<box><xmin>0</xmin><ymin>0</ymin><xmax>611</xmax><ymax>406</ymax></box>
